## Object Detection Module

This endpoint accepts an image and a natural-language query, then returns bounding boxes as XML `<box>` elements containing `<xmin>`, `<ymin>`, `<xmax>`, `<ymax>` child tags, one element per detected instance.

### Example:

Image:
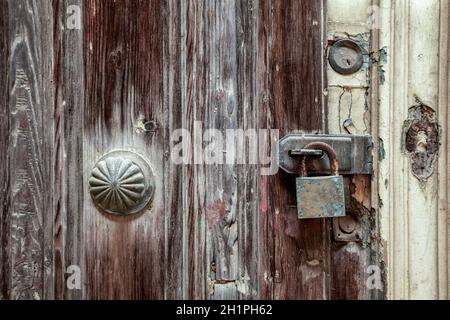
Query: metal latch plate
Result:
<box><xmin>278</xmin><ymin>134</ymin><xmax>373</xmax><ymax>175</ymax></box>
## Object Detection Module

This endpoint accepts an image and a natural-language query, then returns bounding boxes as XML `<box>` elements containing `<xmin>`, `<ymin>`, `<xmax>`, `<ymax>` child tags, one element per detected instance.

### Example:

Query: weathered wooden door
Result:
<box><xmin>0</xmin><ymin>0</ymin><xmax>384</xmax><ymax>300</ymax></box>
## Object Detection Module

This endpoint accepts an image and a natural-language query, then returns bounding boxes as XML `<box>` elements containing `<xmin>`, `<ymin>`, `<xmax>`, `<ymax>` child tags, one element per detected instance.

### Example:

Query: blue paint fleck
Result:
<box><xmin>320</xmin><ymin>204</ymin><xmax>329</xmax><ymax>216</ymax></box>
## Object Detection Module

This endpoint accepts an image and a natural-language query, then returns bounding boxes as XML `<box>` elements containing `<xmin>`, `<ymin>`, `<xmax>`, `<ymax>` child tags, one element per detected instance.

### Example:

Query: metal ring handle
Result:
<box><xmin>299</xmin><ymin>142</ymin><xmax>339</xmax><ymax>177</ymax></box>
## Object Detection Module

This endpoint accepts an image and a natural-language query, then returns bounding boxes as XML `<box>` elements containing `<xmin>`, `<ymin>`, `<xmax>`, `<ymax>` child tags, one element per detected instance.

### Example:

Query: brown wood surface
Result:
<box><xmin>268</xmin><ymin>0</ymin><xmax>328</xmax><ymax>299</ymax></box>
<box><xmin>0</xmin><ymin>0</ymin><xmax>9</xmax><ymax>301</ymax></box>
<box><xmin>0</xmin><ymin>0</ymin><xmax>55</xmax><ymax>300</ymax></box>
<box><xmin>83</xmin><ymin>0</ymin><xmax>165</xmax><ymax>299</ymax></box>
<box><xmin>0</xmin><ymin>0</ymin><xmax>382</xmax><ymax>300</ymax></box>
<box><xmin>53</xmin><ymin>0</ymin><xmax>85</xmax><ymax>300</ymax></box>
<box><xmin>164</xmin><ymin>0</ymin><xmax>183</xmax><ymax>300</ymax></box>
<box><xmin>182</xmin><ymin>0</ymin><xmax>265</xmax><ymax>299</ymax></box>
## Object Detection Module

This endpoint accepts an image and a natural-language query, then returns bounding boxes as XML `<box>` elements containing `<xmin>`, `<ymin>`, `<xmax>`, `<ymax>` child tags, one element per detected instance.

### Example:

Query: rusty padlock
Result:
<box><xmin>296</xmin><ymin>142</ymin><xmax>346</xmax><ymax>219</ymax></box>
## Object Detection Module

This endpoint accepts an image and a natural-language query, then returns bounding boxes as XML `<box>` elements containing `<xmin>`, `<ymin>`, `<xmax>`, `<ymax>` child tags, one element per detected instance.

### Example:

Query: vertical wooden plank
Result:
<box><xmin>83</xmin><ymin>0</ymin><xmax>165</xmax><ymax>299</ymax></box>
<box><xmin>0</xmin><ymin>0</ymin><xmax>11</xmax><ymax>301</ymax></box>
<box><xmin>182</xmin><ymin>0</ymin><xmax>264</xmax><ymax>299</ymax></box>
<box><xmin>1</xmin><ymin>0</ymin><xmax>55</xmax><ymax>300</ymax></box>
<box><xmin>406</xmin><ymin>0</ymin><xmax>441</xmax><ymax>299</ymax></box>
<box><xmin>181</xmin><ymin>0</ymin><xmax>208</xmax><ymax>299</ymax></box>
<box><xmin>164</xmin><ymin>0</ymin><xmax>183</xmax><ymax>299</ymax></box>
<box><xmin>183</xmin><ymin>0</ymin><xmax>241</xmax><ymax>299</ymax></box>
<box><xmin>379</xmin><ymin>0</ymin><xmax>450</xmax><ymax>299</ymax></box>
<box><xmin>331</xmin><ymin>242</ymin><xmax>366</xmax><ymax>299</ymax></box>
<box><xmin>235</xmin><ymin>0</ymin><xmax>266</xmax><ymax>300</ymax></box>
<box><xmin>326</xmin><ymin>0</ymin><xmax>379</xmax><ymax>300</ymax></box>
<box><xmin>369</xmin><ymin>0</ymin><xmax>385</xmax><ymax>301</ymax></box>
<box><xmin>203</xmin><ymin>0</ymin><xmax>240</xmax><ymax>296</ymax></box>
<box><xmin>438</xmin><ymin>1</ymin><xmax>450</xmax><ymax>300</ymax></box>
<box><xmin>379</xmin><ymin>0</ymin><xmax>412</xmax><ymax>299</ymax></box>
<box><xmin>257</xmin><ymin>0</ymin><xmax>274</xmax><ymax>300</ymax></box>
<box><xmin>268</xmin><ymin>0</ymin><xmax>328</xmax><ymax>299</ymax></box>
<box><xmin>53</xmin><ymin>0</ymin><xmax>84</xmax><ymax>300</ymax></box>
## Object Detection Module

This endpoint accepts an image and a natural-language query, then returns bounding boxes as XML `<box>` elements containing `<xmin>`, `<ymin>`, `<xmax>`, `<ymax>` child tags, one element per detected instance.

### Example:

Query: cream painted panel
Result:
<box><xmin>327</xmin><ymin>0</ymin><xmax>371</xmax><ymax>134</ymax></box>
<box><xmin>379</xmin><ymin>0</ymin><xmax>449</xmax><ymax>300</ymax></box>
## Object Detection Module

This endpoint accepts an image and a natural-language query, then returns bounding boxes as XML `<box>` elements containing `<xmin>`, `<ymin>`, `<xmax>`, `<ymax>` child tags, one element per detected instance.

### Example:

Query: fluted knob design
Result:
<box><xmin>89</xmin><ymin>151</ymin><xmax>154</xmax><ymax>216</ymax></box>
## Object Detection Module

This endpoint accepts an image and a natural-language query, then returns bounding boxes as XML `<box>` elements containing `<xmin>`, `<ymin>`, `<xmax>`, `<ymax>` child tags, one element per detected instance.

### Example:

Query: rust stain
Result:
<box><xmin>206</xmin><ymin>200</ymin><xmax>226</xmax><ymax>225</ymax></box>
<box><xmin>403</xmin><ymin>97</ymin><xmax>440</xmax><ymax>182</ymax></box>
<box><xmin>259</xmin><ymin>177</ymin><xmax>268</xmax><ymax>214</ymax></box>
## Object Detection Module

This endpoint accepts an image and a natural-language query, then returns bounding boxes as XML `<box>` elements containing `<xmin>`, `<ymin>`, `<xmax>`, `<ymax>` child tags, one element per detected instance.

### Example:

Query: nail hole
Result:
<box><xmin>144</xmin><ymin>120</ymin><xmax>158</xmax><ymax>132</ymax></box>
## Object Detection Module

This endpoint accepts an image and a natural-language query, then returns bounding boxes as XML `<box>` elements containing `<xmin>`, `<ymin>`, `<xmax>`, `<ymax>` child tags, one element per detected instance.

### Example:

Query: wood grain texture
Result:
<box><xmin>202</xmin><ymin>0</ymin><xmax>240</xmax><ymax>290</ymax></box>
<box><xmin>0</xmin><ymin>0</ymin><xmax>11</xmax><ymax>301</ymax></box>
<box><xmin>164</xmin><ymin>0</ymin><xmax>183</xmax><ymax>300</ymax></box>
<box><xmin>267</xmin><ymin>0</ymin><xmax>328</xmax><ymax>299</ymax></box>
<box><xmin>1</xmin><ymin>0</ymin><xmax>55</xmax><ymax>300</ymax></box>
<box><xmin>235</xmin><ymin>0</ymin><xmax>265</xmax><ymax>300</ymax></box>
<box><xmin>53</xmin><ymin>0</ymin><xmax>84</xmax><ymax>300</ymax></box>
<box><xmin>325</xmin><ymin>0</ymin><xmax>385</xmax><ymax>300</ymax></box>
<box><xmin>83</xmin><ymin>0</ymin><xmax>165</xmax><ymax>299</ymax></box>
<box><xmin>181</xmin><ymin>0</ymin><xmax>207</xmax><ymax>299</ymax></box>
<box><xmin>378</xmin><ymin>0</ymin><xmax>450</xmax><ymax>299</ymax></box>
<box><xmin>330</xmin><ymin>177</ymin><xmax>373</xmax><ymax>299</ymax></box>
<box><xmin>181</xmin><ymin>0</ymin><xmax>267</xmax><ymax>300</ymax></box>
<box><xmin>257</xmin><ymin>0</ymin><xmax>274</xmax><ymax>300</ymax></box>
<box><xmin>331</xmin><ymin>242</ymin><xmax>365</xmax><ymax>299</ymax></box>
<box><xmin>0</xmin><ymin>0</ymin><xmax>384</xmax><ymax>300</ymax></box>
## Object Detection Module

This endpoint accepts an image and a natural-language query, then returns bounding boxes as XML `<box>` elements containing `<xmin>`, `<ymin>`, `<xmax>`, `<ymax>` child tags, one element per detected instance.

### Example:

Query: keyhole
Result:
<box><xmin>328</xmin><ymin>39</ymin><xmax>364</xmax><ymax>75</ymax></box>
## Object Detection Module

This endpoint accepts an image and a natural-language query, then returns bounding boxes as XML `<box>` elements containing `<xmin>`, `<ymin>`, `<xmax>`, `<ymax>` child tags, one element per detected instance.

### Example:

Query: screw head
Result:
<box><xmin>338</xmin><ymin>215</ymin><xmax>357</xmax><ymax>234</ymax></box>
<box><xmin>89</xmin><ymin>150</ymin><xmax>155</xmax><ymax>216</ymax></box>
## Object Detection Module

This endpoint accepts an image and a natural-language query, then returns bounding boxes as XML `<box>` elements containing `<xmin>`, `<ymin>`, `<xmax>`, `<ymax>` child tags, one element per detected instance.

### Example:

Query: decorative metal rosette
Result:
<box><xmin>89</xmin><ymin>151</ymin><xmax>154</xmax><ymax>216</ymax></box>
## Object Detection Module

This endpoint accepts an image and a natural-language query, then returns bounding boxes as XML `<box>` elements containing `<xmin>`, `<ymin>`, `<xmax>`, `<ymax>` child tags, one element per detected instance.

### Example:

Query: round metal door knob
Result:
<box><xmin>328</xmin><ymin>39</ymin><xmax>364</xmax><ymax>75</ymax></box>
<box><xmin>88</xmin><ymin>150</ymin><xmax>155</xmax><ymax>216</ymax></box>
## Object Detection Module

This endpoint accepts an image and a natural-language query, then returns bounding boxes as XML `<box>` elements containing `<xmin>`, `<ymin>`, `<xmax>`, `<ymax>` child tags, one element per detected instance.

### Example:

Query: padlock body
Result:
<box><xmin>296</xmin><ymin>175</ymin><xmax>345</xmax><ymax>219</ymax></box>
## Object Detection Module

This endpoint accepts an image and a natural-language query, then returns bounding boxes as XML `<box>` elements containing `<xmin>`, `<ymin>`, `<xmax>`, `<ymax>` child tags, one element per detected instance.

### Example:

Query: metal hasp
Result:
<box><xmin>296</xmin><ymin>142</ymin><xmax>346</xmax><ymax>219</ymax></box>
<box><xmin>88</xmin><ymin>150</ymin><xmax>155</xmax><ymax>216</ymax></box>
<box><xmin>328</xmin><ymin>39</ymin><xmax>364</xmax><ymax>75</ymax></box>
<box><xmin>278</xmin><ymin>134</ymin><xmax>373</xmax><ymax>175</ymax></box>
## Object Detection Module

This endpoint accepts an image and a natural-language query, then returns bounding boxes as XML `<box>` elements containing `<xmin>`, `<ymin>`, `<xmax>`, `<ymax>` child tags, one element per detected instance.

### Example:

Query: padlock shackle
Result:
<box><xmin>299</xmin><ymin>142</ymin><xmax>339</xmax><ymax>177</ymax></box>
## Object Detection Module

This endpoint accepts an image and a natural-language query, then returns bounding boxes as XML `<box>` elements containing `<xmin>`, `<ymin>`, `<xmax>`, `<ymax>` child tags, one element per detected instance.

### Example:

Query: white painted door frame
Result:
<box><xmin>377</xmin><ymin>0</ymin><xmax>449</xmax><ymax>300</ymax></box>
<box><xmin>326</xmin><ymin>0</ymin><xmax>449</xmax><ymax>300</ymax></box>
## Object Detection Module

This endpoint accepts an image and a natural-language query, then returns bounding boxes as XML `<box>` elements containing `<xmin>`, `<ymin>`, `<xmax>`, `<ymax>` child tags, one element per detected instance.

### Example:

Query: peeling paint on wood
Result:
<box><xmin>402</xmin><ymin>98</ymin><xmax>440</xmax><ymax>182</ymax></box>
<box><xmin>327</xmin><ymin>0</ymin><xmax>385</xmax><ymax>300</ymax></box>
<box><xmin>378</xmin><ymin>0</ymin><xmax>450</xmax><ymax>299</ymax></box>
<box><xmin>0</xmin><ymin>0</ymin><xmax>386</xmax><ymax>300</ymax></box>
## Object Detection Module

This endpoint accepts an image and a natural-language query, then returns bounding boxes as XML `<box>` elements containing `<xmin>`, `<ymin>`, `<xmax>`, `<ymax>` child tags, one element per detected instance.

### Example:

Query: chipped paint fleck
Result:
<box><xmin>377</xmin><ymin>47</ymin><xmax>388</xmax><ymax>85</ymax></box>
<box><xmin>370</xmin><ymin>46</ymin><xmax>388</xmax><ymax>85</ymax></box>
<box><xmin>236</xmin><ymin>273</ymin><xmax>251</xmax><ymax>296</ymax></box>
<box><xmin>378</xmin><ymin>138</ymin><xmax>386</xmax><ymax>161</ymax></box>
